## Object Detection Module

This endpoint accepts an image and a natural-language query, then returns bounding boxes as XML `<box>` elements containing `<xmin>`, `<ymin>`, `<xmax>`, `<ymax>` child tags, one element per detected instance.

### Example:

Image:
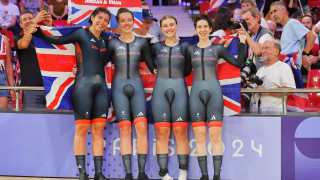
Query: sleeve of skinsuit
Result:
<box><xmin>104</xmin><ymin>38</ymin><xmax>115</xmax><ymax>65</ymax></box>
<box><xmin>182</xmin><ymin>42</ymin><xmax>191</xmax><ymax>76</ymax></box>
<box><xmin>140</xmin><ymin>38</ymin><xmax>156</xmax><ymax>74</ymax></box>
<box><xmin>151</xmin><ymin>42</ymin><xmax>161</xmax><ymax>59</ymax></box>
<box><xmin>33</xmin><ymin>27</ymin><xmax>82</xmax><ymax>45</ymax></box>
<box><xmin>215</xmin><ymin>43</ymin><xmax>246</xmax><ymax>68</ymax></box>
<box><xmin>184</xmin><ymin>45</ymin><xmax>193</xmax><ymax>77</ymax></box>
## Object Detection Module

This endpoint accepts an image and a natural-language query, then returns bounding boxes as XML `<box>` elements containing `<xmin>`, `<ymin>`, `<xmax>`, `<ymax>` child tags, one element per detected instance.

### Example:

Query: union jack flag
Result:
<box><xmin>33</xmin><ymin>26</ymin><xmax>116</xmax><ymax>110</ymax></box>
<box><xmin>279</xmin><ymin>52</ymin><xmax>304</xmax><ymax>88</ymax></box>
<box><xmin>68</xmin><ymin>0</ymin><xmax>143</xmax><ymax>28</ymax></box>
<box><xmin>210</xmin><ymin>0</ymin><xmax>231</xmax><ymax>9</ymax></box>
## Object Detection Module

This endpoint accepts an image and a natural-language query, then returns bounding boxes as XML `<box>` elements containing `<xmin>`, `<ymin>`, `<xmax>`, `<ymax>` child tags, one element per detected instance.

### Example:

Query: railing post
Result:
<box><xmin>15</xmin><ymin>90</ymin><xmax>20</xmax><ymax>111</ymax></box>
<box><xmin>282</xmin><ymin>92</ymin><xmax>288</xmax><ymax>115</ymax></box>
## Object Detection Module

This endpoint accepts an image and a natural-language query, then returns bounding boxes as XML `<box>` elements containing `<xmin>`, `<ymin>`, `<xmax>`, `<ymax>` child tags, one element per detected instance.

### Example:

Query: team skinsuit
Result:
<box><xmin>105</xmin><ymin>37</ymin><xmax>155</xmax><ymax>127</ymax></box>
<box><xmin>185</xmin><ymin>43</ymin><xmax>246</xmax><ymax>127</ymax></box>
<box><xmin>151</xmin><ymin>41</ymin><xmax>191</xmax><ymax>128</ymax></box>
<box><xmin>35</xmin><ymin>28</ymin><xmax>110</xmax><ymax>124</ymax></box>
<box><xmin>151</xmin><ymin>41</ymin><xmax>191</xmax><ymax>178</ymax></box>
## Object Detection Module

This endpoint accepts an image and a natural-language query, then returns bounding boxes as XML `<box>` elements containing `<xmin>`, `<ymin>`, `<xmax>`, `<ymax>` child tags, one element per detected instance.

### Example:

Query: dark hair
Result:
<box><xmin>212</xmin><ymin>7</ymin><xmax>232</xmax><ymax>32</ymax></box>
<box><xmin>116</xmin><ymin>8</ymin><xmax>134</xmax><ymax>23</ymax></box>
<box><xmin>301</xmin><ymin>14</ymin><xmax>314</xmax><ymax>24</ymax></box>
<box><xmin>88</xmin><ymin>7</ymin><xmax>111</xmax><ymax>25</ymax></box>
<box><xmin>193</xmin><ymin>13</ymin><xmax>213</xmax><ymax>34</ymax></box>
<box><xmin>19</xmin><ymin>10</ymin><xmax>33</xmax><ymax>22</ymax></box>
<box><xmin>160</xmin><ymin>15</ymin><xmax>178</xmax><ymax>27</ymax></box>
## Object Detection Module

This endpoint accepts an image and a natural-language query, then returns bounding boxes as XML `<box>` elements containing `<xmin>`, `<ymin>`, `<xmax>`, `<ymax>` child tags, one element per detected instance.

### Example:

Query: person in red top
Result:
<box><xmin>0</xmin><ymin>34</ymin><xmax>15</xmax><ymax>108</ymax></box>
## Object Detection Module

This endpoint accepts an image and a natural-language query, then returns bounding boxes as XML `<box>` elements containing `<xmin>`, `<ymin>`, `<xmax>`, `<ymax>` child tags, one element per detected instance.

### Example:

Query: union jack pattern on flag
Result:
<box><xmin>210</xmin><ymin>0</ymin><xmax>230</xmax><ymax>9</ymax></box>
<box><xmin>68</xmin><ymin>0</ymin><xmax>143</xmax><ymax>28</ymax></box>
<box><xmin>279</xmin><ymin>52</ymin><xmax>304</xmax><ymax>88</ymax></box>
<box><xmin>33</xmin><ymin>26</ymin><xmax>116</xmax><ymax>111</ymax></box>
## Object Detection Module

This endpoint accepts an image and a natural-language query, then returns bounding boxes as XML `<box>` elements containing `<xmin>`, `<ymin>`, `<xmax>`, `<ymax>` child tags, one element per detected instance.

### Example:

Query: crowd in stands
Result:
<box><xmin>0</xmin><ymin>0</ymin><xmax>320</xmax><ymax>112</ymax></box>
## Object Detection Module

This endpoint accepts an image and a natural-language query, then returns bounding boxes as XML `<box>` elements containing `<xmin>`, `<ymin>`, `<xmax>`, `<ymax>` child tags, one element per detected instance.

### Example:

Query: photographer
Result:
<box><xmin>250</xmin><ymin>40</ymin><xmax>296</xmax><ymax>112</ymax></box>
<box><xmin>240</xmin><ymin>7</ymin><xmax>274</xmax><ymax>71</ymax></box>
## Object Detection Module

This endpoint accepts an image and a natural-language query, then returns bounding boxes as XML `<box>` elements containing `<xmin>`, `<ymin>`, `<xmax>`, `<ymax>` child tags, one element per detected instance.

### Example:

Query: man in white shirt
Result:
<box><xmin>250</xmin><ymin>40</ymin><xmax>296</xmax><ymax>112</ymax></box>
<box><xmin>0</xmin><ymin>0</ymin><xmax>20</xmax><ymax>35</ymax></box>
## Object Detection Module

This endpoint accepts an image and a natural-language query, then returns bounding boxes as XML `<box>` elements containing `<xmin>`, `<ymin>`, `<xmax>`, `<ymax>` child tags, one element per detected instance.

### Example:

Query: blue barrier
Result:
<box><xmin>0</xmin><ymin>112</ymin><xmax>319</xmax><ymax>180</ymax></box>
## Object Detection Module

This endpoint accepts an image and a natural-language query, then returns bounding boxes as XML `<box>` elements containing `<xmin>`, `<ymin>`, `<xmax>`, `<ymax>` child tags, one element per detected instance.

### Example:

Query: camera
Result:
<box><xmin>228</xmin><ymin>19</ymin><xmax>248</xmax><ymax>31</ymax></box>
<box><xmin>43</xmin><ymin>4</ymin><xmax>49</xmax><ymax>12</ymax></box>
<box><xmin>241</xmin><ymin>75</ymin><xmax>263</xmax><ymax>102</ymax></box>
<box><xmin>241</xmin><ymin>60</ymin><xmax>253</xmax><ymax>85</ymax></box>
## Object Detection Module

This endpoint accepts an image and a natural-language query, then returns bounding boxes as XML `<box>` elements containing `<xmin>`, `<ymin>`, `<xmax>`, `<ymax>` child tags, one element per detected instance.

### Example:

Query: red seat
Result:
<box><xmin>0</xmin><ymin>31</ymin><xmax>15</xmax><ymax>48</ymax></box>
<box><xmin>308</xmin><ymin>0</ymin><xmax>320</xmax><ymax>8</ymax></box>
<box><xmin>52</xmin><ymin>20</ymin><xmax>71</xmax><ymax>27</ymax></box>
<box><xmin>306</xmin><ymin>69</ymin><xmax>320</xmax><ymax>109</ymax></box>
<box><xmin>200</xmin><ymin>2</ymin><xmax>210</xmax><ymax>14</ymax></box>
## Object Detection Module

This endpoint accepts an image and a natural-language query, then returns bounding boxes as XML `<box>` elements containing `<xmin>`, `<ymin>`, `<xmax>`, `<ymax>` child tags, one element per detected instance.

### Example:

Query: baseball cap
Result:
<box><xmin>142</xmin><ymin>9</ymin><xmax>158</xmax><ymax>22</ymax></box>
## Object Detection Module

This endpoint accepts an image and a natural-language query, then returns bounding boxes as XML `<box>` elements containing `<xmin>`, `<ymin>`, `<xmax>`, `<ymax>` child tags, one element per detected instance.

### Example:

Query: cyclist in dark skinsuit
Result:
<box><xmin>151</xmin><ymin>15</ymin><xmax>190</xmax><ymax>180</ymax></box>
<box><xmin>185</xmin><ymin>14</ymin><xmax>247</xmax><ymax>180</ymax></box>
<box><xmin>104</xmin><ymin>8</ymin><xmax>155</xmax><ymax>180</ymax></box>
<box><xmin>34</xmin><ymin>7</ymin><xmax>112</xmax><ymax>180</ymax></box>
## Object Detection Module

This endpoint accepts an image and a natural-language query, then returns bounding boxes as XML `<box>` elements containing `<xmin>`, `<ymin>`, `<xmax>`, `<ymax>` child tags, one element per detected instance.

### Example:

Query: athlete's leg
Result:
<box><xmin>131</xmin><ymin>80</ymin><xmax>149</xmax><ymax>180</ymax></box>
<box><xmin>190</xmin><ymin>83</ymin><xmax>208</xmax><ymax>180</ymax></box>
<box><xmin>74</xmin><ymin>123</ymin><xmax>90</xmax><ymax>180</ymax></box>
<box><xmin>207</xmin><ymin>82</ymin><xmax>223</xmax><ymax>180</ymax></box>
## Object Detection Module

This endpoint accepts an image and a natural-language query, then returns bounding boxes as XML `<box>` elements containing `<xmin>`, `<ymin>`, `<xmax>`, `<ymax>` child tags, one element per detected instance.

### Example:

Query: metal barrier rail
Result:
<box><xmin>0</xmin><ymin>86</ymin><xmax>44</xmax><ymax>111</ymax></box>
<box><xmin>1</xmin><ymin>86</ymin><xmax>320</xmax><ymax>114</ymax></box>
<box><xmin>241</xmin><ymin>88</ymin><xmax>320</xmax><ymax>114</ymax></box>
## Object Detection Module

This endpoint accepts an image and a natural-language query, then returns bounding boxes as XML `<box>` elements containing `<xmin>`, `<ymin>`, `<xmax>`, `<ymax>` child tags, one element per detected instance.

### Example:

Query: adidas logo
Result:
<box><xmin>117</xmin><ymin>46</ymin><xmax>125</xmax><ymax>50</ymax></box>
<box><xmin>90</xmin><ymin>38</ymin><xmax>96</xmax><ymax>42</ymax></box>
<box><xmin>101</xmin><ymin>114</ymin><xmax>107</xmax><ymax>118</ymax></box>
<box><xmin>137</xmin><ymin>112</ymin><xmax>144</xmax><ymax>116</ymax></box>
<box><xmin>78</xmin><ymin>165</ymin><xmax>82</xmax><ymax>169</ymax></box>
<box><xmin>194</xmin><ymin>51</ymin><xmax>200</xmax><ymax>55</ymax></box>
<box><xmin>176</xmin><ymin>117</ymin><xmax>183</xmax><ymax>121</ymax></box>
<box><xmin>210</xmin><ymin>115</ymin><xmax>216</xmax><ymax>120</ymax></box>
<box><xmin>161</xmin><ymin>49</ymin><xmax>168</xmax><ymax>52</ymax></box>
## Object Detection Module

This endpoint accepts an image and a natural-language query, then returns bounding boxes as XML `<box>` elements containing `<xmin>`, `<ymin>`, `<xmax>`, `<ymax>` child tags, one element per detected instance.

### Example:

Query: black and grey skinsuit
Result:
<box><xmin>185</xmin><ymin>43</ymin><xmax>246</xmax><ymax>126</ymax></box>
<box><xmin>151</xmin><ymin>41</ymin><xmax>191</xmax><ymax>127</ymax></box>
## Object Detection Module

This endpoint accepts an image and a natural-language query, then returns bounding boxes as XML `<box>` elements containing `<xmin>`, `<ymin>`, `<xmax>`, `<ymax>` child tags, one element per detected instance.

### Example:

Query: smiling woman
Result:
<box><xmin>185</xmin><ymin>13</ymin><xmax>247</xmax><ymax>180</ymax></box>
<box><xmin>32</xmin><ymin>7</ymin><xmax>112</xmax><ymax>180</ymax></box>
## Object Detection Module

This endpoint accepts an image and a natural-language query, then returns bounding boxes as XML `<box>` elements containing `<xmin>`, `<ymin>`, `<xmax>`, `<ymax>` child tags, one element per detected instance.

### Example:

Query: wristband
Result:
<box><xmin>302</xmin><ymin>51</ymin><xmax>308</xmax><ymax>56</ymax></box>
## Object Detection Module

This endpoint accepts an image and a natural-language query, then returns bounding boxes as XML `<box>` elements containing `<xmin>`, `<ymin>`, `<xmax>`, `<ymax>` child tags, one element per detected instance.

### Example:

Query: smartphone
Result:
<box><xmin>43</xmin><ymin>4</ymin><xmax>49</xmax><ymax>12</ymax></box>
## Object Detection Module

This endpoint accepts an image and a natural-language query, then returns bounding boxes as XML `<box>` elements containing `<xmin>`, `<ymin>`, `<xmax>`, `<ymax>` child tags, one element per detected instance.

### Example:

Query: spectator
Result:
<box><xmin>9</xmin><ymin>0</ymin><xmax>17</xmax><ymax>5</ymax></box>
<box><xmin>266</xmin><ymin>20</ymin><xmax>277</xmax><ymax>38</ymax></box>
<box><xmin>20</xmin><ymin>0</ymin><xmax>44</xmax><ymax>16</ymax></box>
<box><xmin>141</xmin><ymin>1</ymin><xmax>166</xmax><ymax>41</ymax></box>
<box><xmin>211</xmin><ymin>6</ymin><xmax>233</xmax><ymax>38</ymax></box>
<box><xmin>48</xmin><ymin>0</ymin><xmax>68</xmax><ymax>20</ymax></box>
<box><xmin>240</xmin><ymin>0</ymin><xmax>269</xmax><ymax>28</ymax></box>
<box><xmin>133</xmin><ymin>9</ymin><xmax>159</xmax><ymax>44</ymax></box>
<box><xmin>0</xmin><ymin>0</ymin><xmax>21</xmax><ymax>35</ymax></box>
<box><xmin>250</xmin><ymin>40</ymin><xmax>296</xmax><ymax>112</ymax></box>
<box><xmin>270</xmin><ymin>1</ymin><xmax>316</xmax><ymax>88</ymax></box>
<box><xmin>0</xmin><ymin>34</ymin><xmax>15</xmax><ymax>108</ymax></box>
<box><xmin>285</xmin><ymin>0</ymin><xmax>311</xmax><ymax>18</ymax></box>
<box><xmin>262</xmin><ymin>0</ymin><xmax>278</xmax><ymax>20</ymax></box>
<box><xmin>14</xmin><ymin>10</ymin><xmax>52</xmax><ymax>108</ymax></box>
<box><xmin>301</xmin><ymin>15</ymin><xmax>320</xmax><ymax>71</ymax></box>
<box><xmin>241</xmin><ymin>7</ymin><xmax>274</xmax><ymax>70</ymax></box>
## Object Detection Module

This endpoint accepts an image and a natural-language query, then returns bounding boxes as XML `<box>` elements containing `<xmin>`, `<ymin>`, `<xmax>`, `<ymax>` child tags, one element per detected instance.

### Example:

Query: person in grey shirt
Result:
<box><xmin>141</xmin><ymin>1</ymin><xmax>166</xmax><ymax>41</ymax></box>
